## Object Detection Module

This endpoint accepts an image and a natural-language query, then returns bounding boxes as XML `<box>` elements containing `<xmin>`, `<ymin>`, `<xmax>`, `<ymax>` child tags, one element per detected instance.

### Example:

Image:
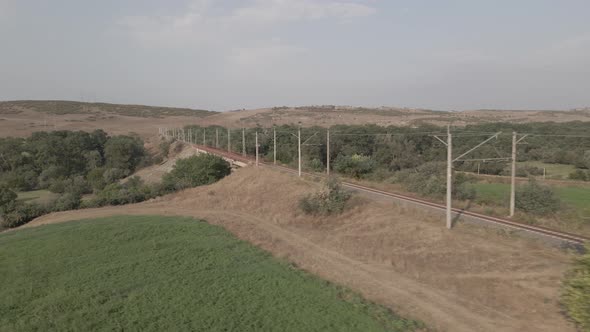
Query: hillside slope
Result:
<box><xmin>24</xmin><ymin>167</ymin><xmax>576</xmax><ymax>332</ymax></box>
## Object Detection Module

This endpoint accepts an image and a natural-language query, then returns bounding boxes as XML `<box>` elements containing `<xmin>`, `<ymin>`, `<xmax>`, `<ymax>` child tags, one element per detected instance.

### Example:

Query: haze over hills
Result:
<box><xmin>1</xmin><ymin>100</ymin><xmax>590</xmax><ymax>138</ymax></box>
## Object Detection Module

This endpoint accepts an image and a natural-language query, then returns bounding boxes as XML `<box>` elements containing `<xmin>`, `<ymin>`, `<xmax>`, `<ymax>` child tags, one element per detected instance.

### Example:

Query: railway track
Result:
<box><xmin>191</xmin><ymin>143</ymin><xmax>589</xmax><ymax>247</ymax></box>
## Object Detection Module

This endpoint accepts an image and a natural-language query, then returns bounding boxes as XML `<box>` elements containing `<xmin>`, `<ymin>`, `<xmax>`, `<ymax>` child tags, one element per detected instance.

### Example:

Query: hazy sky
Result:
<box><xmin>1</xmin><ymin>0</ymin><xmax>589</xmax><ymax>111</ymax></box>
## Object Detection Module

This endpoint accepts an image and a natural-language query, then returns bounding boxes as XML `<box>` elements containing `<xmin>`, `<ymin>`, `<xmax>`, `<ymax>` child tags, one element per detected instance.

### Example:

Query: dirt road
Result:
<box><xmin>23</xmin><ymin>167</ymin><xmax>577</xmax><ymax>332</ymax></box>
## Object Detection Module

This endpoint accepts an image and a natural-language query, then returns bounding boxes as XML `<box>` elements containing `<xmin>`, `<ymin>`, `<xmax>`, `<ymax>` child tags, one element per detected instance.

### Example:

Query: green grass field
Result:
<box><xmin>470</xmin><ymin>183</ymin><xmax>590</xmax><ymax>218</ymax></box>
<box><xmin>16</xmin><ymin>189</ymin><xmax>59</xmax><ymax>204</ymax></box>
<box><xmin>0</xmin><ymin>216</ymin><xmax>421</xmax><ymax>331</ymax></box>
<box><xmin>517</xmin><ymin>161</ymin><xmax>577</xmax><ymax>179</ymax></box>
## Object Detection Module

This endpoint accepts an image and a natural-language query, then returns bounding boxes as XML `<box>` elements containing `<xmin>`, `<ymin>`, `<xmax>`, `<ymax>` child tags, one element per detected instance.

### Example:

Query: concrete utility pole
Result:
<box><xmin>434</xmin><ymin>129</ymin><xmax>503</xmax><ymax>229</ymax></box>
<box><xmin>242</xmin><ymin>128</ymin><xmax>246</xmax><ymax>156</ymax></box>
<box><xmin>273</xmin><ymin>127</ymin><xmax>277</xmax><ymax>165</ymax></box>
<box><xmin>227</xmin><ymin>128</ymin><xmax>231</xmax><ymax>152</ymax></box>
<box><xmin>203</xmin><ymin>129</ymin><xmax>206</xmax><ymax>146</ymax></box>
<box><xmin>298</xmin><ymin>127</ymin><xmax>302</xmax><ymax>177</ymax></box>
<box><xmin>446</xmin><ymin>125</ymin><xmax>452</xmax><ymax>229</ymax></box>
<box><xmin>326</xmin><ymin>129</ymin><xmax>330</xmax><ymax>176</ymax></box>
<box><xmin>509</xmin><ymin>132</ymin><xmax>528</xmax><ymax>217</ymax></box>
<box><xmin>510</xmin><ymin>132</ymin><xmax>517</xmax><ymax>217</ymax></box>
<box><xmin>216</xmin><ymin>128</ymin><xmax>219</xmax><ymax>148</ymax></box>
<box><xmin>255</xmin><ymin>131</ymin><xmax>259</xmax><ymax>166</ymax></box>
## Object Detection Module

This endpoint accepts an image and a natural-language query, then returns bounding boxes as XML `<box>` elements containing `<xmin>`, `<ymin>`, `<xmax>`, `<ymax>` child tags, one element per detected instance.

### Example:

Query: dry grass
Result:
<box><xmin>21</xmin><ymin>167</ymin><xmax>577</xmax><ymax>332</ymax></box>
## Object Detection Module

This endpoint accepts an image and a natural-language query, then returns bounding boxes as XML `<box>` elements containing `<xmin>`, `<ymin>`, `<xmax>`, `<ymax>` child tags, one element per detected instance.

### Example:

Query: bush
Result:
<box><xmin>394</xmin><ymin>162</ymin><xmax>476</xmax><ymax>200</ymax></box>
<box><xmin>562</xmin><ymin>245</ymin><xmax>590</xmax><ymax>331</ymax></box>
<box><xmin>52</xmin><ymin>193</ymin><xmax>82</xmax><ymax>212</ymax></box>
<box><xmin>299</xmin><ymin>177</ymin><xmax>351</xmax><ymax>215</ymax></box>
<box><xmin>93</xmin><ymin>177</ymin><xmax>156</xmax><ymax>206</ymax></box>
<box><xmin>159</xmin><ymin>140</ymin><xmax>172</xmax><ymax>158</ymax></box>
<box><xmin>333</xmin><ymin>154</ymin><xmax>375</xmax><ymax>179</ymax></box>
<box><xmin>102</xmin><ymin>168</ymin><xmax>127</xmax><ymax>184</ymax></box>
<box><xmin>515</xmin><ymin>179</ymin><xmax>560</xmax><ymax>215</ymax></box>
<box><xmin>0</xmin><ymin>202</ymin><xmax>47</xmax><ymax>228</ymax></box>
<box><xmin>162</xmin><ymin>154</ymin><xmax>231</xmax><ymax>192</ymax></box>
<box><xmin>569</xmin><ymin>170</ymin><xmax>589</xmax><ymax>181</ymax></box>
<box><xmin>308</xmin><ymin>158</ymin><xmax>325</xmax><ymax>172</ymax></box>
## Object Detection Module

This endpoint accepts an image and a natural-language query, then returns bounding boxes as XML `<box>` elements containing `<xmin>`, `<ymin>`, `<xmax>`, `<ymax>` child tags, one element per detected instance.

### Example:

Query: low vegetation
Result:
<box><xmin>562</xmin><ymin>245</ymin><xmax>590</xmax><ymax>331</ymax></box>
<box><xmin>299</xmin><ymin>177</ymin><xmax>351</xmax><ymax>215</ymax></box>
<box><xmin>0</xmin><ymin>131</ymin><xmax>231</xmax><ymax>229</ymax></box>
<box><xmin>515</xmin><ymin>179</ymin><xmax>561</xmax><ymax>215</ymax></box>
<box><xmin>0</xmin><ymin>215</ymin><xmax>423</xmax><ymax>331</ymax></box>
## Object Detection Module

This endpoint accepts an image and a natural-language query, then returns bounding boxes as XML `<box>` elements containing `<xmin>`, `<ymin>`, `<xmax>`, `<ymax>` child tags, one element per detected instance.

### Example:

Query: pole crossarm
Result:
<box><xmin>301</xmin><ymin>132</ymin><xmax>319</xmax><ymax>145</ymax></box>
<box><xmin>516</xmin><ymin>134</ymin><xmax>529</xmax><ymax>144</ymax></box>
<box><xmin>454</xmin><ymin>157</ymin><xmax>511</xmax><ymax>162</ymax></box>
<box><xmin>433</xmin><ymin>135</ymin><xmax>448</xmax><ymax>146</ymax></box>
<box><xmin>452</xmin><ymin>132</ymin><xmax>502</xmax><ymax>162</ymax></box>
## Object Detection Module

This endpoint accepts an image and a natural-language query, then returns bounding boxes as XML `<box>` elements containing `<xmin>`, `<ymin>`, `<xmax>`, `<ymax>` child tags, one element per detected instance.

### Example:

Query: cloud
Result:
<box><xmin>227</xmin><ymin>42</ymin><xmax>307</xmax><ymax>66</ymax></box>
<box><xmin>119</xmin><ymin>0</ymin><xmax>376</xmax><ymax>48</ymax></box>
<box><xmin>231</xmin><ymin>0</ymin><xmax>376</xmax><ymax>24</ymax></box>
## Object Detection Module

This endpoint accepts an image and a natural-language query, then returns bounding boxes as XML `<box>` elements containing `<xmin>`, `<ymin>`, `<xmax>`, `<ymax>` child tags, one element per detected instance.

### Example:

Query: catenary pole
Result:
<box><xmin>327</xmin><ymin>129</ymin><xmax>330</xmax><ymax>176</ymax></box>
<box><xmin>273</xmin><ymin>127</ymin><xmax>277</xmax><ymax>165</ymax></box>
<box><xmin>227</xmin><ymin>128</ymin><xmax>231</xmax><ymax>152</ymax></box>
<box><xmin>203</xmin><ymin>128</ymin><xmax>206</xmax><ymax>146</ymax></box>
<box><xmin>255</xmin><ymin>131</ymin><xmax>259</xmax><ymax>166</ymax></box>
<box><xmin>510</xmin><ymin>131</ymin><xmax>517</xmax><ymax>217</ymax></box>
<box><xmin>216</xmin><ymin>128</ymin><xmax>219</xmax><ymax>148</ymax></box>
<box><xmin>298</xmin><ymin>127</ymin><xmax>302</xmax><ymax>177</ymax></box>
<box><xmin>242</xmin><ymin>128</ymin><xmax>246</xmax><ymax>156</ymax></box>
<box><xmin>446</xmin><ymin>125</ymin><xmax>452</xmax><ymax>229</ymax></box>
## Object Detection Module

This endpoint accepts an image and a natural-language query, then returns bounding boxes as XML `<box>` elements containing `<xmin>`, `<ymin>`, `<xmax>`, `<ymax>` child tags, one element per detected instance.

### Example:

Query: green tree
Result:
<box><xmin>0</xmin><ymin>184</ymin><xmax>17</xmax><ymax>213</ymax></box>
<box><xmin>333</xmin><ymin>154</ymin><xmax>375</xmax><ymax>179</ymax></box>
<box><xmin>104</xmin><ymin>136</ymin><xmax>146</xmax><ymax>174</ymax></box>
<box><xmin>162</xmin><ymin>154</ymin><xmax>231</xmax><ymax>191</ymax></box>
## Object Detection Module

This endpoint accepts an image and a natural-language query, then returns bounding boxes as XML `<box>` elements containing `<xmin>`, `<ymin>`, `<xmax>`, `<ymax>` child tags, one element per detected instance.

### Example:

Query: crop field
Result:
<box><xmin>0</xmin><ymin>215</ymin><xmax>421</xmax><ymax>332</ymax></box>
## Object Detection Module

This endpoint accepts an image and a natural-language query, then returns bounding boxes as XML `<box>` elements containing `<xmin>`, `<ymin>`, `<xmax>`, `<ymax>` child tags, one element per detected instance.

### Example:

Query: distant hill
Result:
<box><xmin>0</xmin><ymin>100</ymin><xmax>217</xmax><ymax>118</ymax></box>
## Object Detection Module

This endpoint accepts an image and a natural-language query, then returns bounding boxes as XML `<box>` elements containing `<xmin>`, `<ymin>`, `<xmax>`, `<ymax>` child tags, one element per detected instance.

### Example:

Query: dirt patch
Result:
<box><xmin>21</xmin><ymin>167</ymin><xmax>576</xmax><ymax>332</ymax></box>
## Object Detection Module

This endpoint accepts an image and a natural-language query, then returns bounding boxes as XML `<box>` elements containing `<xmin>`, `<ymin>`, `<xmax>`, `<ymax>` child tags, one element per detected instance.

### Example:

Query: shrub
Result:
<box><xmin>102</xmin><ymin>168</ymin><xmax>127</xmax><ymax>184</ymax></box>
<box><xmin>0</xmin><ymin>202</ymin><xmax>47</xmax><ymax>228</ymax></box>
<box><xmin>333</xmin><ymin>154</ymin><xmax>375</xmax><ymax>179</ymax></box>
<box><xmin>52</xmin><ymin>193</ymin><xmax>82</xmax><ymax>212</ymax></box>
<box><xmin>569</xmin><ymin>170</ymin><xmax>589</xmax><ymax>181</ymax></box>
<box><xmin>159</xmin><ymin>140</ymin><xmax>171</xmax><ymax>158</ymax></box>
<box><xmin>299</xmin><ymin>177</ymin><xmax>351</xmax><ymax>215</ymax></box>
<box><xmin>308</xmin><ymin>158</ymin><xmax>325</xmax><ymax>172</ymax></box>
<box><xmin>515</xmin><ymin>179</ymin><xmax>560</xmax><ymax>215</ymax></box>
<box><xmin>162</xmin><ymin>154</ymin><xmax>231</xmax><ymax>192</ymax></box>
<box><xmin>93</xmin><ymin>177</ymin><xmax>156</xmax><ymax>206</ymax></box>
<box><xmin>394</xmin><ymin>162</ymin><xmax>476</xmax><ymax>200</ymax></box>
<box><xmin>562</xmin><ymin>245</ymin><xmax>590</xmax><ymax>331</ymax></box>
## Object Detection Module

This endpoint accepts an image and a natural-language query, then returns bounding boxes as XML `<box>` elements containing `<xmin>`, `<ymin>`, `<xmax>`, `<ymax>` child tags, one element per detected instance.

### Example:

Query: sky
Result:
<box><xmin>1</xmin><ymin>0</ymin><xmax>589</xmax><ymax>111</ymax></box>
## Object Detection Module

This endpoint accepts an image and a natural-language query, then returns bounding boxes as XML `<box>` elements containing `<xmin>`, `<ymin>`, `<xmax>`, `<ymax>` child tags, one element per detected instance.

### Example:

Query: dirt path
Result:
<box><xmin>21</xmin><ymin>168</ymin><xmax>577</xmax><ymax>332</ymax></box>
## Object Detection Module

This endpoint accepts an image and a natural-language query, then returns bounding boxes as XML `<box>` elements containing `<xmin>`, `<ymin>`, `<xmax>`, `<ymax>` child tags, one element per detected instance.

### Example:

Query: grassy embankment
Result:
<box><xmin>0</xmin><ymin>215</ymin><xmax>422</xmax><ymax>332</ymax></box>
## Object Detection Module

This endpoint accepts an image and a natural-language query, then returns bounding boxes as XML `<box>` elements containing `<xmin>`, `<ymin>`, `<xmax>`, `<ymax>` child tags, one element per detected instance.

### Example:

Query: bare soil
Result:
<box><xmin>21</xmin><ymin>167</ymin><xmax>577</xmax><ymax>332</ymax></box>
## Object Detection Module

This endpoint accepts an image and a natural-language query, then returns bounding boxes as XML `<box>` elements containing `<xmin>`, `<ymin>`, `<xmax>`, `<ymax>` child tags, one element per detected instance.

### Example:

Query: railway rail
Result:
<box><xmin>191</xmin><ymin>143</ymin><xmax>590</xmax><ymax>248</ymax></box>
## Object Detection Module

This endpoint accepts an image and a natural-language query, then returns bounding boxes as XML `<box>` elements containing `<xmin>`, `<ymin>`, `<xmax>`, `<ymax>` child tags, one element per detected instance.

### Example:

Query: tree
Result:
<box><xmin>333</xmin><ymin>154</ymin><xmax>375</xmax><ymax>179</ymax></box>
<box><xmin>0</xmin><ymin>184</ymin><xmax>17</xmax><ymax>213</ymax></box>
<box><xmin>162</xmin><ymin>154</ymin><xmax>231</xmax><ymax>191</ymax></box>
<box><xmin>104</xmin><ymin>136</ymin><xmax>146</xmax><ymax>174</ymax></box>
